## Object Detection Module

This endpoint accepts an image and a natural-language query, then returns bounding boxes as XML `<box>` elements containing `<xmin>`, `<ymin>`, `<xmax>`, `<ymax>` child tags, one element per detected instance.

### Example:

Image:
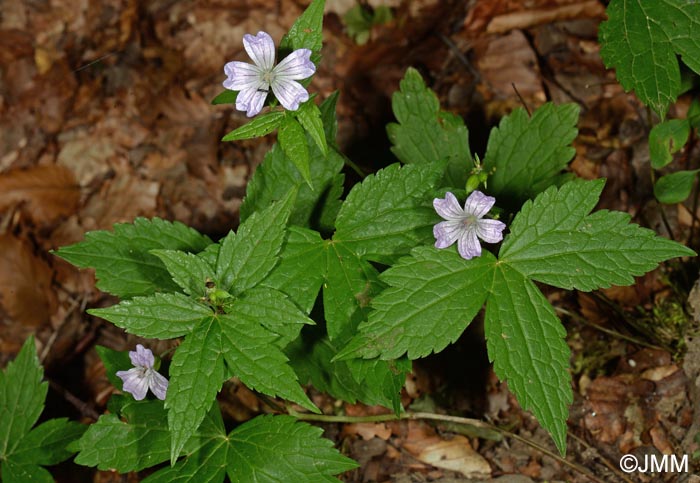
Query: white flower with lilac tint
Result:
<box><xmin>433</xmin><ymin>191</ymin><xmax>506</xmax><ymax>260</ymax></box>
<box><xmin>223</xmin><ymin>31</ymin><xmax>316</xmax><ymax>117</ymax></box>
<box><xmin>116</xmin><ymin>344</ymin><xmax>168</xmax><ymax>401</ymax></box>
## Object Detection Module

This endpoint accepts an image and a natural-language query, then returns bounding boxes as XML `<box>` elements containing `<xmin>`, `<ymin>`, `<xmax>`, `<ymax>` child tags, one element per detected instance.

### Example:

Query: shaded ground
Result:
<box><xmin>1</xmin><ymin>0</ymin><xmax>700</xmax><ymax>481</ymax></box>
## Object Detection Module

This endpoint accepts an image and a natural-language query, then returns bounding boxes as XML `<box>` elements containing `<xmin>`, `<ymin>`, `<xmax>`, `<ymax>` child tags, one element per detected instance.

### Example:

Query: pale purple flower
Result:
<box><xmin>433</xmin><ymin>191</ymin><xmax>506</xmax><ymax>260</ymax></box>
<box><xmin>116</xmin><ymin>344</ymin><xmax>168</xmax><ymax>401</ymax></box>
<box><xmin>223</xmin><ymin>31</ymin><xmax>316</xmax><ymax>117</ymax></box>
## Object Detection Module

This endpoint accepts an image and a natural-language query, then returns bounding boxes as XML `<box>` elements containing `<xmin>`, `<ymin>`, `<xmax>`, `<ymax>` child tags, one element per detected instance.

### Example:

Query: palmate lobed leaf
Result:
<box><xmin>1</xmin><ymin>337</ymin><xmax>85</xmax><ymax>482</ymax></box>
<box><xmin>339</xmin><ymin>179</ymin><xmax>693</xmax><ymax>453</ymax></box>
<box><xmin>387</xmin><ymin>68</ymin><xmax>472</xmax><ymax>188</ymax></box>
<box><xmin>500</xmin><ymin>179</ymin><xmax>696</xmax><ymax>290</ymax></box>
<box><xmin>217</xmin><ymin>189</ymin><xmax>295</xmax><ymax>294</ymax></box>
<box><xmin>483</xmin><ymin>103</ymin><xmax>579</xmax><ymax>210</ymax></box>
<box><xmin>141</xmin><ymin>410</ymin><xmax>355</xmax><ymax>483</ymax></box>
<box><xmin>485</xmin><ymin>263</ymin><xmax>571</xmax><ymax>454</ymax></box>
<box><xmin>227</xmin><ymin>415</ymin><xmax>358</xmax><ymax>483</ymax></box>
<box><xmin>599</xmin><ymin>0</ymin><xmax>700</xmax><ymax>117</ymax></box>
<box><xmin>166</xmin><ymin>313</ymin><xmax>318</xmax><ymax>463</ymax></box>
<box><xmin>334</xmin><ymin>162</ymin><xmax>445</xmax><ymax>265</ymax></box>
<box><xmin>55</xmin><ymin>218</ymin><xmax>212</xmax><ymax>299</ymax></box>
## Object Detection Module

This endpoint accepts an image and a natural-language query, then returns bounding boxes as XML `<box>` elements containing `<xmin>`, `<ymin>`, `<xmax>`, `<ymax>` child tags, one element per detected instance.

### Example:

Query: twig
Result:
<box><xmin>511</xmin><ymin>83</ymin><xmax>531</xmax><ymax>116</ymax></box>
<box><xmin>568</xmin><ymin>431</ymin><xmax>636</xmax><ymax>483</ymax></box>
<box><xmin>288</xmin><ymin>408</ymin><xmax>608</xmax><ymax>483</ymax></box>
<box><xmin>554</xmin><ymin>306</ymin><xmax>665</xmax><ymax>351</ymax></box>
<box><xmin>48</xmin><ymin>380</ymin><xmax>100</xmax><ymax>421</ymax></box>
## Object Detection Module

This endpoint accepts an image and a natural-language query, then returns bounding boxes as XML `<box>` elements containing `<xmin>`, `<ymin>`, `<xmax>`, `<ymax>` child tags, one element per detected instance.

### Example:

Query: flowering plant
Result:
<box><xmin>0</xmin><ymin>0</ymin><xmax>689</xmax><ymax>481</ymax></box>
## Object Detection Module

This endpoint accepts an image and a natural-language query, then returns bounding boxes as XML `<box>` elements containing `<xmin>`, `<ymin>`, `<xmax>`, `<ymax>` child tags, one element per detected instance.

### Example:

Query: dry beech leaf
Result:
<box><xmin>0</xmin><ymin>234</ymin><xmax>57</xmax><ymax>328</ymax></box>
<box><xmin>403</xmin><ymin>422</ymin><xmax>491</xmax><ymax>478</ymax></box>
<box><xmin>0</xmin><ymin>164</ymin><xmax>80</xmax><ymax>224</ymax></box>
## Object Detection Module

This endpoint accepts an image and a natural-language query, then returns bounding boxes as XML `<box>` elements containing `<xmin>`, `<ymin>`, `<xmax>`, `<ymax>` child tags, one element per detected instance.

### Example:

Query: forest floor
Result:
<box><xmin>1</xmin><ymin>0</ymin><xmax>700</xmax><ymax>482</ymax></box>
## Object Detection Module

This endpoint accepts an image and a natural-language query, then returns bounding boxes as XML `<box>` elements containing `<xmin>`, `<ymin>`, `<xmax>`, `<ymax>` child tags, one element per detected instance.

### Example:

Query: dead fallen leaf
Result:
<box><xmin>0</xmin><ymin>234</ymin><xmax>57</xmax><ymax>329</ymax></box>
<box><xmin>0</xmin><ymin>164</ymin><xmax>80</xmax><ymax>225</ymax></box>
<box><xmin>343</xmin><ymin>423</ymin><xmax>393</xmax><ymax>441</ymax></box>
<box><xmin>414</xmin><ymin>435</ymin><xmax>491</xmax><ymax>478</ymax></box>
<box><xmin>485</xmin><ymin>1</ymin><xmax>605</xmax><ymax>34</ymax></box>
<box><xmin>403</xmin><ymin>421</ymin><xmax>491</xmax><ymax>478</ymax></box>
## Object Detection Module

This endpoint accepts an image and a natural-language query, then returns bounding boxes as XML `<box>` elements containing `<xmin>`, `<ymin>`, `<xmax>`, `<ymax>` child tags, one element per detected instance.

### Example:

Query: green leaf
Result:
<box><xmin>0</xmin><ymin>336</ymin><xmax>46</xmax><ymax>459</ymax></box>
<box><xmin>649</xmin><ymin>118</ymin><xmax>691</xmax><ymax>169</ymax></box>
<box><xmin>73</xmin><ymin>400</ymin><xmax>172</xmax><ymax>471</ymax></box>
<box><xmin>288</xmin><ymin>333</ymin><xmax>408</xmax><ymax>412</ymax></box>
<box><xmin>500</xmin><ymin>179</ymin><xmax>696</xmax><ymax>290</ymax></box>
<box><xmin>337</xmin><ymin>248</ymin><xmax>495</xmax><ymax>360</ymax></box>
<box><xmin>55</xmin><ymin>218</ymin><xmax>212</xmax><ymax>298</ymax></box>
<box><xmin>95</xmin><ymin>345</ymin><xmax>133</xmax><ymax>388</ymax></box>
<box><xmin>334</xmin><ymin>162</ymin><xmax>444</xmax><ymax>264</ymax></box>
<box><xmin>278</xmin><ymin>116</ymin><xmax>312</xmax><ymax>186</ymax></box>
<box><xmin>296</xmin><ymin>101</ymin><xmax>328</xmax><ymax>155</ymax></box>
<box><xmin>689</xmin><ymin>99</ymin><xmax>700</xmax><ymax>130</ymax></box>
<box><xmin>227</xmin><ymin>415</ymin><xmax>357</xmax><ymax>482</ymax></box>
<box><xmin>483</xmin><ymin>103</ymin><xmax>579</xmax><ymax>209</ymax></box>
<box><xmin>143</xmin><ymin>438</ymin><xmax>228</xmax><ymax>483</ymax></box>
<box><xmin>319</xmin><ymin>91</ymin><xmax>340</xmax><ymax>143</ymax></box>
<box><xmin>386</xmin><ymin>68</ymin><xmax>472</xmax><ymax>188</ymax></box>
<box><xmin>279</xmin><ymin>0</ymin><xmax>325</xmax><ymax>56</ymax></box>
<box><xmin>240</xmin><ymin>143</ymin><xmax>344</xmax><ymax>231</ymax></box>
<box><xmin>217</xmin><ymin>190</ymin><xmax>295</xmax><ymax>294</ymax></box>
<box><xmin>599</xmin><ymin>0</ymin><xmax>700</xmax><ymax>117</ymax></box>
<box><xmin>12</xmin><ymin>418</ymin><xmax>85</xmax><ymax>466</ymax></box>
<box><xmin>151</xmin><ymin>249</ymin><xmax>216</xmax><ymax>297</ymax></box>
<box><xmin>1</xmin><ymin>460</ymin><xmax>53</xmax><ymax>483</ymax></box>
<box><xmin>484</xmin><ymin>263</ymin><xmax>571</xmax><ymax>455</ymax></box>
<box><xmin>262</xmin><ymin>227</ymin><xmax>326</xmax><ymax>314</ymax></box>
<box><xmin>222</xmin><ymin>111</ymin><xmax>285</xmax><ymax>142</ymax></box>
<box><xmin>232</xmin><ymin>287</ymin><xmax>314</xmax><ymax>347</ymax></box>
<box><xmin>323</xmin><ymin>242</ymin><xmax>383</xmax><ymax>342</ymax></box>
<box><xmin>212</xmin><ymin>90</ymin><xmax>238</xmax><ymax>105</ymax></box>
<box><xmin>241</xmin><ymin>93</ymin><xmax>343</xmax><ymax>231</ymax></box>
<box><xmin>654</xmin><ymin>169</ymin><xmax>700</xmax><ymax>204</ymax></box>
<box><xmin>167</xmin><ymin>317</ymin><xmax>225</xmax><ymax>464</ymax></box>
<box><xmin>89</xmin><ymin>293</ymin><xmax>212</xmax><ymax>339</ymax></box>
<box><xmin>218</xmin><ymin>314</ymin><xmax>317</xmax><ymax>413</ymax></box>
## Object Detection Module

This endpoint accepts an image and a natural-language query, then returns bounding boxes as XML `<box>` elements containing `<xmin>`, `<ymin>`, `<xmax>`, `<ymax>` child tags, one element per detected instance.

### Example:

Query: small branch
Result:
<box><xmin>511</xmin><ymin>83</ymin><xmax>531</xmax><ymax>116</ymax></box>
<box><xmin>289</xmin><ymin>408</ymin><xmax>609</xmax><ymax>483</ymax></box>
<box><xmin>554</xmin><ymin>306</ymin><xmax>665</xmax><ymax>351</ymax></box>
<box><xmin>49</xmin><ymin>380</ymin><xmax>100</xmax><ymax>421</ymax></box>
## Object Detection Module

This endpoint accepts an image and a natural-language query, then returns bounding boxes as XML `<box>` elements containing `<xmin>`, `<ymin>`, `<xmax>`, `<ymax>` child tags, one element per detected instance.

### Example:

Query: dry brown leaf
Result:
<box><xmin>0</xmin><ymin>234</ymin><xmax>57</xmax><ymax>329</ymax></box>
<box><xmin>0</xmin><ymin>164</ymin><xmax>80</xmax><ymax>225</ymax></box>
<box><xmin>486</xmin><ymin>1</ymin><xmax>605</xmax><ymax>33</ymax></box>
<box><xmin>343</xmin><ymin>423</ymin><xmax>393</xmax><ymax>441</ymax></box>
<box><xmin>413</xmin><ymin>435</ymin><xmax>491</xmax><ymax>478</ymax></box>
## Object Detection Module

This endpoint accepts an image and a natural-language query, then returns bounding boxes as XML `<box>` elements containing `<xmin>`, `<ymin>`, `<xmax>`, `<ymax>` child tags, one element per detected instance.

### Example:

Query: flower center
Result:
<box><xmin>462</xmin><ymin>214</ymin><xmax>478</xmax><ymax>226</ymax></box>
<box><xmin>261</xmin><ymin>70</ymin><xmax>275</xmax><ymax>86</ymax></box>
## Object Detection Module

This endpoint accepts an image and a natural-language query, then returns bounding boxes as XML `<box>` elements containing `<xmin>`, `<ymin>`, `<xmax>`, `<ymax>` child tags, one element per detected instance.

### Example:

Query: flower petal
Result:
<box><xmin>434</xmin><ymin>192</ymin><xmax>465</xmax><ymax>220</ymax></box>
<box><xmin>147</xmin><ymin>370</ymin><xmax>169</xmax><ymax>401</ymax></box>
<box><xmin>243</xmin><ymin>31</ymin><xmax>275</xmax><ymax>71</ymax></box>
<box><xmin>223</xmin><ymin>61</ymin><xmax>266</xmax><ymax>91</ymax></box>
<box><xmin>457</xmin><ymin>227</ymin><xmax>481</xmax><ymax>260</ymax></box>
<box><xmin>476</xmin><ymin>219</ymin><xmax>506</xmax><ymax>243</ymax></box>
<box><xmin>130</xmin><ymin>344</ymin><xmax>154</xmax><ymax>368</ymax></box>
<box><xmin>271</xmin><ymin>78</ymin><xmax>309</xmax><ymax>111</ymax></box>
<box><xmin>433</xmin><ymin>220</ymin><xmax>462</xmax><ymax>249</ymax></box>
<box><xmin>463</xmin><ymin>190</ymin><xmax>495</xmax><ymax>218</ymax></box>
<box><xmin>236</xmin><ymin>88</ymin><xmax>268</xmax><ymax>117</ymax></box>
<box><xmin>117</xmin><ymin>368</ymin><xmax>149</xmax><ymax>400</ymax></box>
<box><xmin>273</xmin><ymin>49</ymin><xmax>315</xmax><ymax>80</ymax></box>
